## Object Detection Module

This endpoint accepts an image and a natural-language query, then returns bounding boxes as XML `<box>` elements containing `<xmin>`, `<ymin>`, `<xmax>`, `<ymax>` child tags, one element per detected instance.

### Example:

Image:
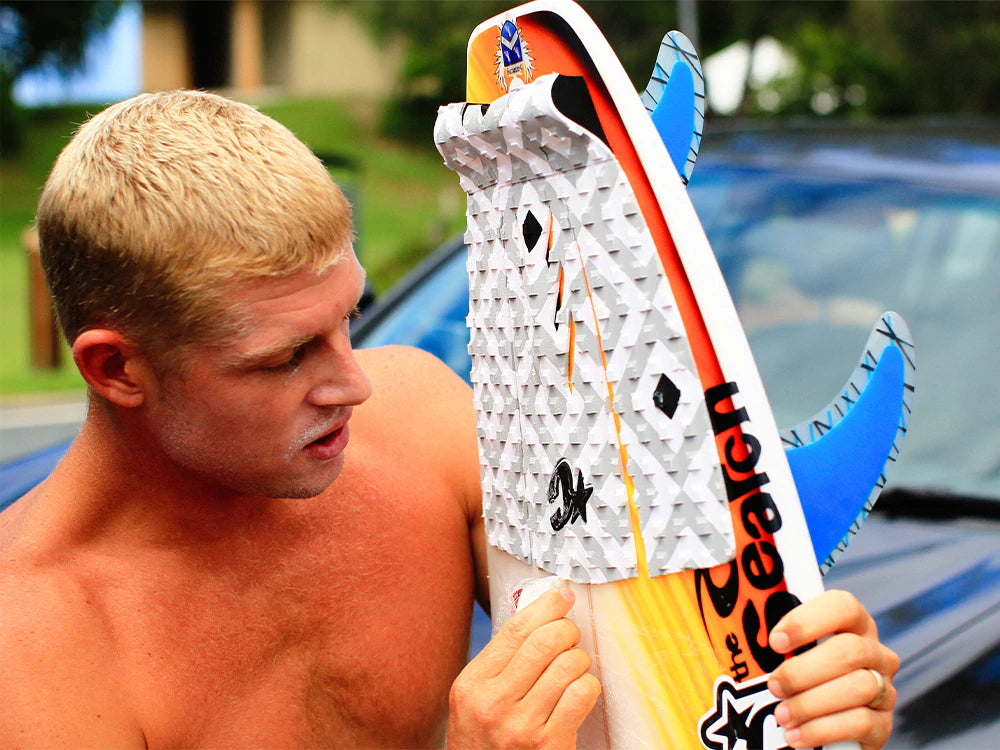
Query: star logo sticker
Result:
<box><xmin>699</xmin><ymin>674</ymin><xmax>798</xmax><ymax>750</ymax></box>
<box><xmin>547</xmin><ymin>458</ymin><xmax>593</xmax><ymax>532</ymax></box>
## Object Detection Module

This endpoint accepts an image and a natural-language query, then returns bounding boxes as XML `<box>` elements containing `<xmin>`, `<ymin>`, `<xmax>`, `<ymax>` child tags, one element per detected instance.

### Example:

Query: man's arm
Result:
<box><xmin>373</xmin><ymin>347</ymin><xmax>600</xmax><ymax>747</ymax></box>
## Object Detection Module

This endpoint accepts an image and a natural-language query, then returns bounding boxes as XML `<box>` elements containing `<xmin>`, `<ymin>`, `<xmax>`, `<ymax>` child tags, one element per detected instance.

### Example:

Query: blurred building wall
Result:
<box><xmin>141</xmin><ymin>0</ymin><xmax>402</xmax><ymax>98</ymax></box>
<box><xmin>142</xmin><ymin>2</ymin><xmax>191</xmax><ymax>93</ymax></box>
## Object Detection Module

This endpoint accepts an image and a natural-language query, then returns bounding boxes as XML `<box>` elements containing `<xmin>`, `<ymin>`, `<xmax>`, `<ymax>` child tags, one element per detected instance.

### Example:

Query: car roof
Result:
<box><xmin>697</xmin><ymin>119</ymin><xmax>1000</xmax><ymax>193</ymax></box>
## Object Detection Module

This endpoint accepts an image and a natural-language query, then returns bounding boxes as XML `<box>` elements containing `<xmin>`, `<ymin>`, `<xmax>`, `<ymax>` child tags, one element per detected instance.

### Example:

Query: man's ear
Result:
<box><xmin>72</xmin><ymin>329</ymin><xmax>151</xmax><ymax>408</ymax></box>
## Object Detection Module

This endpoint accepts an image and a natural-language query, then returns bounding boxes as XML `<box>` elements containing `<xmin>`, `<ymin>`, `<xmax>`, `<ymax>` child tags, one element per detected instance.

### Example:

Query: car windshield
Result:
<box><xmin>359</xmin><ymin>162</ymin><xmax>1000</xmax><ymax>501</ymax></box>
<box><xmin>689</xmin><ymin>165</ymin><xmax>999</xmax><ymax>500</ymax></box>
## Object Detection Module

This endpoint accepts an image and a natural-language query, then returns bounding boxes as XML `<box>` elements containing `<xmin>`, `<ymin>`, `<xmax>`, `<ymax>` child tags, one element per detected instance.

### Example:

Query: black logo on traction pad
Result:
<box><xmin>699</xmin><ymin>674</ymin><xmax>800</xmax><ymax>750</ymax></box>
<box><xmin>547</xmin><ymin>458</ymin><xmax>593</xmax><ymax>531</ymax></box>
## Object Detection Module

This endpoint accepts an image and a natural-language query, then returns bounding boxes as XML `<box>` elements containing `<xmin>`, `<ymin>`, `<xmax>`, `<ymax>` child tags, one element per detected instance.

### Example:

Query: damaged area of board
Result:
<box><xmin>435</xmin><ymin>73</ymin><xmax>734</xmax><ymax>584</ymax></box>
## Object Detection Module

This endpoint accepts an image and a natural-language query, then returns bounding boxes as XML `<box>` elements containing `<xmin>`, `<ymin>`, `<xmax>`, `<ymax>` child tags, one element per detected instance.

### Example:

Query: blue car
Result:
<box><xmin>353</xmin><ymin>122</ymin><xmax>1000</xmax><ymax>749</ymax></box>
<box><xmin>4</xmin><ymin>122</ymin><xmax>999</xmax><ymax>747</ymax></box>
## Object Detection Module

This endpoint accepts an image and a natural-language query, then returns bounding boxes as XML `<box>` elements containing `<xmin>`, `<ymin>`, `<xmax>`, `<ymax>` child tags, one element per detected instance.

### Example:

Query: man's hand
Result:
<box><xmin>447</xmin><ymin>587</ymin><xmax>601</xmax><ymax>749</ymax></box>
<box><xmin>767</xmin><ymin>589</ymin><xmax>899</xmax><ymax>750</ymax></box>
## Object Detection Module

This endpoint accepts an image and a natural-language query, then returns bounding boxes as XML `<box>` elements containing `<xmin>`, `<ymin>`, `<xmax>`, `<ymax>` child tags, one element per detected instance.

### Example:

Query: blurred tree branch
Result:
<box><xmin>344</xmin><ymin>0</ymin><xmax>1000</xmax><ymax>136</ymax></box>
<box><xmin>0</xmin><ymin>0</ymin><xmax>122</xmax><ymax>155</ymax></box>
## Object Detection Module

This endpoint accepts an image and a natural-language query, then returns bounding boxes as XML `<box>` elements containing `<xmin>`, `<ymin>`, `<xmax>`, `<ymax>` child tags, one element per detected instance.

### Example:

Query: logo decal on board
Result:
<box><xmin>547</xmin><ymin>458</ymin><xmax>593</xmax><ymax>531</ymax></box>
<box><xmin>495</xmin><ymin>18</ymin><xmax>534</xmax><ymax>91</ymax></box>
<box><xmin>698</xmin><ymin>674</ymin><xmax>790</xmax><ymax>750</ymax></box>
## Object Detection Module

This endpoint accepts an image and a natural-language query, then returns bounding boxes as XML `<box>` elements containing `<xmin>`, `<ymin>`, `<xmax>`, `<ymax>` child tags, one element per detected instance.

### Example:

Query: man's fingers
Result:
<box><xmin>520</xmin><ymin>646</ymin><xmax>593</xmax><ymax>720</ymax></box>
<box><xmin>502</xmin><ymin>618</ymin><xmax>584</xmax><ymax>700</ymax></box>
<box><xmin>778</xmin><ymin>705</ymin><xmax>893</xmax><ymax>750</ymax></box>
<box><xmin>754</xmin><ymin>589</ymin><xmax>899</xmax><ymax>750</ymax></box>
<box><xmin>768</xmin><ymin>631</ymin><xmax>895</xmax><ymax>697</ymax></box>
<box><xmin>769</xmin><ymin>590</ymin><xmax>876</xmax><ymax>655</ymax></box>
<box><xmin>474</xmin><ymin>588</ymin><xmax>576</xmax><ymax>675</ymax></box>
<box><xmin>544</xmin><ymin>672</ymin><xmax>602</xmax><ymax>747</ymax></box>
<box><xmin>774</xmin><ymin>667</ymin><xmax>897</xmax><ymax>731</ymax></box>
<box><xmin>765</xmin><ymin>590</ymin><xmax>899</xmax><ymax>750</ymax></box>
<box><xmin>447</xmin><ymin>587</ymin><xmax>599</xmax><ymax>750</ymax></box>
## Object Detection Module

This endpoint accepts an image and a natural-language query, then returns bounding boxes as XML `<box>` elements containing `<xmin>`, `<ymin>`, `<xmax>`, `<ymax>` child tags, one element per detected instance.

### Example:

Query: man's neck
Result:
<box><xmin>25</xmin><ymin>402</ymin><xmax>294</xmax><ymax>560</ymax></box>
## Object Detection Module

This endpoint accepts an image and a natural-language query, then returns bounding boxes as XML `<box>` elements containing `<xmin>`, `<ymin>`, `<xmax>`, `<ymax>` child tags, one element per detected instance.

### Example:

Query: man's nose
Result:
<box><xmin>306</xmin><ymin>347</ymin><xmax>373</xmax><ymax>408</ymax></box>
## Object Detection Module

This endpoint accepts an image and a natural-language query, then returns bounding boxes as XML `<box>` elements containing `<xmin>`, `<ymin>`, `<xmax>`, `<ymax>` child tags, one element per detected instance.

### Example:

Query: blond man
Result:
<box><xmin>0</xmin><ymin>91</ymin><xmax>897</xmax><ymax>749</ymax></box>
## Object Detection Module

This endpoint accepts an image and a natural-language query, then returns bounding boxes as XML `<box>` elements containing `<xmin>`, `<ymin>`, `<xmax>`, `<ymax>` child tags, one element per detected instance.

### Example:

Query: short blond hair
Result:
<box><xmin>37</xmin><ymin>90</ymin><xmax>353</xmax><ymax>349</ymax></box>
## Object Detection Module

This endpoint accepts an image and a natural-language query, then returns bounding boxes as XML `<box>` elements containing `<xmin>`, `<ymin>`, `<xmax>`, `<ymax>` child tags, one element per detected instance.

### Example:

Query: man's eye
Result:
<box><xmin>346</xmin><ymin>306</ymin><xmax>362</xmax><ymax>337</ymax></box>
<box><xmin>265</xmin><ymin>345</ymin><xmax>307</xmax><ymax>371</ymax></box>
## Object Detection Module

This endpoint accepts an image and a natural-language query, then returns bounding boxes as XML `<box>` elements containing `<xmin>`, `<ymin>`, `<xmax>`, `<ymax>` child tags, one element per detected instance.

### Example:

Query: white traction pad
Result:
<box><xmin>435</xmin><ymin>74</ymin><xmax>734</xmax><ymax>583</ymax></box>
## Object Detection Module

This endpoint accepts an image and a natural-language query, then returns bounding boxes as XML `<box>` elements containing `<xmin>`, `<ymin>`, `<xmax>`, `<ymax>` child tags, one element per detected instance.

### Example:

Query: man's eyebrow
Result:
<box><xmin>225</xmin><ymin>333</ymin><xmax>316</xmax><ymax>369</ymax></box>
<box><xmin>224</xmin><ymin>263</ymin><xmax>366</xmax><ymax>369</ymax></box>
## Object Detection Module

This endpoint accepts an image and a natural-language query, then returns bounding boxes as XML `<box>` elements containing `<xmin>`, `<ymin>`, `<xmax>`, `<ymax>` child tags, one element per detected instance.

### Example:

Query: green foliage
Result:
<box><xmin>712</xmin><ymin>0</ymin><xmax>1000</xmax><ymax>118</ymax></box>
<box><xmin>347</xmin><ymin>0</ymin><xmax>1000</xmax><ymax>124</ymax></box>
<box><xmin>0</xmin><ymin>0</ymin><xmax>123</xmax><ymax>157</ymax></box>
<box><xmin>344</xmin><ymin>1</ymin><xmax>507</xmax><ymax>141</ymax></box>
<box><xmin>873</xmin><ymin>0</ymin><xmax>1000</xmax><ymax>116</ymax></box>
<box><xmin>0</xmin><ymin>65</ymin><xmax>25</xmax><ymax>154</ymax></box>
<box><xmin>0</xmin><ymin>103</ymin><xmax>102</xmax><ymax>396</ymax></box>
<box><xmin>1</xmin><ymin>0</ymin><xmax>122</xmax><ymax>76</ymax></box>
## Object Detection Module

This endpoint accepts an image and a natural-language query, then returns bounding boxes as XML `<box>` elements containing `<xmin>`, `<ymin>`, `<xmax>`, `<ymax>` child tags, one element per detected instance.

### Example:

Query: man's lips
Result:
<box><xmin>302</xmin><ymin>416</ymin><xmax>352</xmax><ymax>461</ymax></box>
<box><xmin>303</xmin><ymin>423</ymin><xmax>350</xmax><ymax>461</ymax></box>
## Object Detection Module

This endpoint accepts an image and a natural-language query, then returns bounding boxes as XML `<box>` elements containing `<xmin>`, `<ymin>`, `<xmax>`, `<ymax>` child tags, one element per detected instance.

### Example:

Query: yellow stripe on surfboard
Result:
<box><xmin>576</xmin><ymin>239</ymin><xmax>719</xmax><ymax>747</ymax></box>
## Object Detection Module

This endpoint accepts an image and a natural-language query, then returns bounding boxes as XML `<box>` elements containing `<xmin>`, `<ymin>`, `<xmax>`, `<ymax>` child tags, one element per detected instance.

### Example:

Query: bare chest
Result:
<box><xmin>111</xmin><ymin>470</ymin><xmax>476</xmax><ymax>747</ymax></box>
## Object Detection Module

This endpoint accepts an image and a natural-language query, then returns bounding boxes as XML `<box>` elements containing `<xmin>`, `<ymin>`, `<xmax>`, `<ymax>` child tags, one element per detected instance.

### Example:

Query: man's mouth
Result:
<box><xmin>302</xmin><ymin>419</ymin><xmax>351</xmax><ymax>461</ymax></box>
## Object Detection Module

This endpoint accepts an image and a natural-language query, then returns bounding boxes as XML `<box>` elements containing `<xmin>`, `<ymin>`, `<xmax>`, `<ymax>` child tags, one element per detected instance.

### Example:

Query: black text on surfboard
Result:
<box><xmin>697</xmin><ymin>381</ymin><xmax>804</xmax><ymax>675</ymax></box>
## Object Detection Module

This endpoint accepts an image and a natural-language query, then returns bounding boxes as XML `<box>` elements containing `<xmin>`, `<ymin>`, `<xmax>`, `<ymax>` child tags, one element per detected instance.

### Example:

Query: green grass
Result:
<box><xmin>0</xmin><ymin>97</ymin><xmax>467</xmax><ymax>398</ymax></box>
<box><xmin>1</xmin><ymin>104</ymin><xmax>95</xmax><ymax>400</ymax></box>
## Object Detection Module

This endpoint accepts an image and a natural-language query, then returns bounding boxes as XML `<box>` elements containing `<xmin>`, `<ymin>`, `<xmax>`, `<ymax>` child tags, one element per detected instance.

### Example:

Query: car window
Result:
<box><xmin>356</xmin><ymin>247</ymin><xmax>472</xmax><ymax>375</ymax></box>
<box><xmin>689</xmin><ymin>166</ymin><xmax>1000</xmax><ymax>499</ymax></box>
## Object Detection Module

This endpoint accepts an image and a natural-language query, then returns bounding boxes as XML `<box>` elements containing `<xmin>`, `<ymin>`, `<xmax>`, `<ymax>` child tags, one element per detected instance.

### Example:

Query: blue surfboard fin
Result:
<box><xmin>641</xmin><ymin>30</ymin><xmax>705</xmax><ymax>185</ymax></box>
<box><xmin>781</xmin><ymin>313</ymin><xmax>916</xmax><ymax>574</ymax></box>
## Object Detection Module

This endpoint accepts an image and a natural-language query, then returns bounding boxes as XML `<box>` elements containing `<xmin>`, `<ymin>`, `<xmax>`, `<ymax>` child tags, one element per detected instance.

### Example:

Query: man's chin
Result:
<box><xmin>277</xmin><ymin>481</ymin><xmax>337</xmax><ymax>500</ymax></box>
<box><xmin>226</xmin><ymin>457</ymin><xmax>345</xmax><ymax>500</ymax></box>
<box><xmin>273</xmin><ymin>471</ymin><xmax>343</xmax><ymax>500</ymax></box>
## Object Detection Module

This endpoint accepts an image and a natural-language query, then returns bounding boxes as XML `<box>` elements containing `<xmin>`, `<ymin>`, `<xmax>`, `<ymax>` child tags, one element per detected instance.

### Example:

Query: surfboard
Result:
<box><xmin>434</xmin><ymin>2</ymin><xmax>913</xmax><ymax>747</ymax></box>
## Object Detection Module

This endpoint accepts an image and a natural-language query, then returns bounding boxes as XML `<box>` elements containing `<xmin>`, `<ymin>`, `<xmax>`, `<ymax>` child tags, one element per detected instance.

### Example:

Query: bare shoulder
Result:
<box><xmin>0</xmin><ymin>553</ymin><xmax>144</xmax><ymax>746</ymax></box>
<box><xmin>353</xmin><ymin>345</ymin><xmax>481</xmax><ymax>517</ymax></box>
<box><xmin>355</xmin><ymin>345</ymin><xmax>475</xmax><ymax>437</ymax></box>
<box><xmin>356</xmin><ymin>344</ymin><xmax>471</xmax><ymax>402</ymax></box>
